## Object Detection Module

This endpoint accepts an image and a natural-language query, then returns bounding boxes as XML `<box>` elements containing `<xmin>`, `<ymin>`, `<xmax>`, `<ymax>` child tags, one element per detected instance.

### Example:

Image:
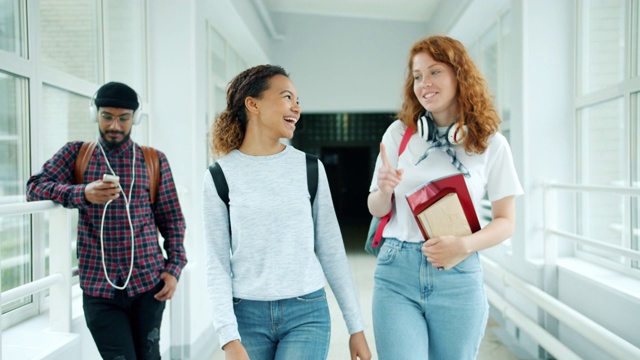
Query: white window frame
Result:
<box><xmin>0</xmin><ymin>0</ymin><xmax>149</xmax><ymax>329</ymax></box>
<box><xmin>575</xmin><ymin>0</ymin><xmax>640</xmax><ymax>277</ymax></box>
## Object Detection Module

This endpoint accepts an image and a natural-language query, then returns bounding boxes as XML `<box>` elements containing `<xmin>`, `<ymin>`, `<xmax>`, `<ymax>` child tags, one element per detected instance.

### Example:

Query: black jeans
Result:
<box><xmin>83</xmin><ymin>281</ymin><xmax>166</xmax><ymax>360</ymax></box>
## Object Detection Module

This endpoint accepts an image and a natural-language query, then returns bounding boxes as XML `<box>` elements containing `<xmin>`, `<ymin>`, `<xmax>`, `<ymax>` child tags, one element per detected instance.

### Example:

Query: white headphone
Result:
<box><xmin>416</xmin><ymin>110</ymin><xmax>467</xmax><ymax>145</ymax></box>
<box><xmin>89</xmin><ymin>91</ymin><xmax>144</xmax><ymax>125</ymax></box>
<box><xmin>98</xmin><ymin>141</ymin><xmax>138</xmax><ymax>290</ymax></box>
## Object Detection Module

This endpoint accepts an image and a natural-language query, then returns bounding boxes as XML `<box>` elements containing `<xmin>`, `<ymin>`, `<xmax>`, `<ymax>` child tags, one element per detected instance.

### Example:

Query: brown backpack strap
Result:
<box><xmin>74</xmin><ymin>141</ymin><xmax>97</xmax><ymax>184</ymax></box>
<box><xmin>141</xmin><ymin>146</ymin><xmax>160</xmax><ymax>204</ymax></box>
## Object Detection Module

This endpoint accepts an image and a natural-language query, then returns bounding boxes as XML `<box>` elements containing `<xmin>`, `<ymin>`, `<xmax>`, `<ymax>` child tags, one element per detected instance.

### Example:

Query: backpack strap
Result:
<box><xmin>305</xmin><ymin>153</ymin><xmax>318</xmax><ymax>205</ymax></box>
<box><xmin>141</xmin><ymin>146</ymin><xmax>160</xmax><ymax>204</ymax></box>
<box><xmin>209</xmin><ymin>154</ymin><xmax>319</xmax><ymax>209</ymax></box>
<box><xmin>371</xmin><ymin>127</ymin><xmax>415</xmax><ymax>248</ymax></box>
<box><xmin>74</xmin><ymin>141</ymin><xmax>160</xmax><ymax>204</ymax></box>
<box><xmin>74</xmin><ymin>141</ymin><xmax>97</xmax><ymax>184</ymax></box>
<box><xmin>208</xmin><ymin>162</ymin><xmax>229</xmax><ymax>211</ymax></box>
<box><xmin>208</xmin><ymin>162</ymin><xmax>231</xmax><ymax>246</ymax></box>
<box><xmin>208</xmin><ymin>154</ymin><xmax>319</xmax><ymax>243</ymax></box>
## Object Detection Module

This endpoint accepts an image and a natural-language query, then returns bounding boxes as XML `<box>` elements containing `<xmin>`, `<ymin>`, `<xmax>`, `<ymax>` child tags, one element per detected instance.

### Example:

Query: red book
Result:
<box><xmin>404</xmin><ymin>173</ymin><xmax>481</xmax><ymax>240</ymax></box>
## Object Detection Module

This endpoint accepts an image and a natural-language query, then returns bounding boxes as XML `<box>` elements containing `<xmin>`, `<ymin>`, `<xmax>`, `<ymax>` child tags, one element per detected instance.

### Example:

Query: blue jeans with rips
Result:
<box><xmin>233</xmin><ymin>288</ymin><xmax>331</xmax><ymax>360</ymax></box>
<box><xmin>372</xmin><ymin>238</ymin><xmax>489</xmax><ymax>360</ymax></box>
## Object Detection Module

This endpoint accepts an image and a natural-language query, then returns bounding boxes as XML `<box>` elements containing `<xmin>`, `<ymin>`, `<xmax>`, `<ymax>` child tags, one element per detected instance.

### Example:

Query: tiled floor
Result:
<box><xmin>210</xmin><ymin>225</ymin><xmax>521</xmax><ymax>359</ymax></box>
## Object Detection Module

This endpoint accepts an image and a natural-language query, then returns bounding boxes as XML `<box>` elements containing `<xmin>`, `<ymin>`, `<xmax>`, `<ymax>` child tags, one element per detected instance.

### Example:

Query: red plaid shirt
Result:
<box><xmin>27</xmin><ymin>138</ymin><xmax>187</xmax><ymax>298</ymax></box>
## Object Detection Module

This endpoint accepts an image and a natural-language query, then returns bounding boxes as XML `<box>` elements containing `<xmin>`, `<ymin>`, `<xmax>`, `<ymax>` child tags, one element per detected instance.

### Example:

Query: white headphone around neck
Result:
<box><xmin>89</xmin><ymin>91</ymin><xmax>144</xmax><ymax>125</ymax></box>
<box><xmin>416</xmin><ymin>110</ymin><xmax>467</xmax><ymax>145</ymax></box>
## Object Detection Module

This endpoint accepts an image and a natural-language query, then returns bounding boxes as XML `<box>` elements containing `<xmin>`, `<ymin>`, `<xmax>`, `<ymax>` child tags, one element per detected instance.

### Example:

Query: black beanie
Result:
<box><xmin>94</xmin><ymin>82</ymin><xmax>139</xmax><ymax>111</ymax></box>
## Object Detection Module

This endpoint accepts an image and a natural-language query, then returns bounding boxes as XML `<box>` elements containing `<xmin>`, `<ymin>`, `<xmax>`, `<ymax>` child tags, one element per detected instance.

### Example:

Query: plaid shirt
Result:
<box><xmin>27</xmin><ymin>138</ymin><xmax>187</xmax><ymax>298</ymax></box>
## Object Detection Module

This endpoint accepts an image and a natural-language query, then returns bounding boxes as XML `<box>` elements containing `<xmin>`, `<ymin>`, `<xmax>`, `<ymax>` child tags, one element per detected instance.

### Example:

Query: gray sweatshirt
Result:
<box><xmin>202</xmin><ymin>146</ymin><xmax>365</xmax><ymax>347</ymax></box>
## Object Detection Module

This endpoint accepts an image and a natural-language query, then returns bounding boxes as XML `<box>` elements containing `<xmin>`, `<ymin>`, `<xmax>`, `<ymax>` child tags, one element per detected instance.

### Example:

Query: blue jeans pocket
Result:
<box><xmin>377</xmin><ymin>242</ymin><xmax>399</xmax><ymax>265</ymax></box>
<box><xmin>452</xmin><ymin>253</ymin><xmax>482</xmax><ymax>273</ymax></box>
<box><xmin>295</xmin><ymin>288</ymin><xmax>326</xmax><ymax>302</ymax></box>
<box><xmin>232</xmin><ymin>298</ymin><xmax>243</xmax><ymax>305</ymax></box>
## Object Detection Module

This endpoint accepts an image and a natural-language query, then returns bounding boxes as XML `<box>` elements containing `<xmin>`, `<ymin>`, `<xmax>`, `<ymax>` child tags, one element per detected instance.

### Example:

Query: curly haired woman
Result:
<box><xmin>368</xmin><ymin>36</ymin><xmax>523</xmax><ymax>359</ymax></box>
<box><xmin>203</xmin><ymin>64</ymin><xmax>371</xmax><ymax>360</ymax></box>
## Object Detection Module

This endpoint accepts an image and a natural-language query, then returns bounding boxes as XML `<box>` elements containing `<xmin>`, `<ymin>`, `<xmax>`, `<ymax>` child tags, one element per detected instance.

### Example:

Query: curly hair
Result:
<box><xmin>210</xmin><ymin>65</ymin><xmax>289</xmax><ymax>157</ymax></box>
<box><xmin>397</xmin><ymin>36</ymin><xmax>500</xmax><ymax>154</ymax></box>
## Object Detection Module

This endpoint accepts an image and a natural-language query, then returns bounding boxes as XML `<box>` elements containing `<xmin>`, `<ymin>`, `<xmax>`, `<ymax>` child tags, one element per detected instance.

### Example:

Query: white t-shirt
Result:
<box><xmin>203</xmin><ymin>146</ymin><xmax>365</xmax><ymax>347</ymax></box>
<box><xmin>370</xmin><ymin>120</ymin><xmax>524</xmax><ymax>243</ymax></box>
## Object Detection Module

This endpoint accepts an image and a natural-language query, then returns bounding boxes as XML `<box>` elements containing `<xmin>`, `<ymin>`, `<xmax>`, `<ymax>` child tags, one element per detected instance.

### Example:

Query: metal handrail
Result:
<box><xmin>1</xmin><ymin>274</ymin><xmax>63</xmax><ymax>305</ymax></box>
<box><xmin>0</xmin><ymin>199</ymin><xmax>57</xmax><ymax>217</ymax></box>
<box><xmin>0</xmin><ymin>199</ymin><xmax>72</xmax><ymax>360</ymax></box>
<box><xmin>483</xmin><ymin>256</ymin><xmax>640</xmax><ymax>359</ymax></box>
<box><xmin>543</xmin><ymin>182</ymin><xmax>640</xmax><ymax>196</ymax></box>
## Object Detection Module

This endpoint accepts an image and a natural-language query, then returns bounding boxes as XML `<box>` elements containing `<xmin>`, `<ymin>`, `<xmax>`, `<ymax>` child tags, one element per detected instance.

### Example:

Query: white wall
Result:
<box><xmin>268</xmin><ymin>12</ymin><xmax>428</xmax><ymax>113</ymax></box>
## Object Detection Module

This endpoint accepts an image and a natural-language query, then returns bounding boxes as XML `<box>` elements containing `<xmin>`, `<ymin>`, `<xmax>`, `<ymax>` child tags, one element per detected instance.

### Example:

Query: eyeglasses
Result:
<box><xmin>100</xmin><ymin>112</ymin><xmax>133</xmax><ymax>123</ymax></box>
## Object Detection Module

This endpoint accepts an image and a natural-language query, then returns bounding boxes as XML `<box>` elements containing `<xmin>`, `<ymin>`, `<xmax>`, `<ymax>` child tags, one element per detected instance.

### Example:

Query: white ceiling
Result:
<box><xmin>263</xmin><ymin>0</ymin><xmax>443</xmax><ymax>23</ymax></box>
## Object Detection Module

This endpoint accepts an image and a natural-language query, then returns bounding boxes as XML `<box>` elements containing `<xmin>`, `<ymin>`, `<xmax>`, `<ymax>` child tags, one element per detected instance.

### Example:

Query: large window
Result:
<box><xmin>40</xmin><ymin>0</ymin><xmax>101</xmax><ymax>82</ymax></box>
<box><xmin>578</xmin><ymin>0</ymin><xmax>626</xmax><ymax>95</ymax></box>
<box><xmin>0</xmin><ymin>72</ymin><xmax>30</xmax><ymax>314</ymax></box>
<box><xmin>0</xmin><ymin>0</ymin><xmax>148</xmax><ymax>326</ymax></box>
<box><xmin>576</xmin><ymin>0</ymin><xmax>640</xmax><ymax>274</ymax></box>
<box><xmin>0</xmin><ymin>0</ymin><xmax>26</xmax><ymax>56</ymax></box>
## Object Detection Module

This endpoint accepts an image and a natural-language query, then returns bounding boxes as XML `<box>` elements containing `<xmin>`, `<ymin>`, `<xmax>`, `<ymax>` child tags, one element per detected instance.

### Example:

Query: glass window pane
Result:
<box><xmin>0</xmin><ymin>214</ymin><xmax>31</xmax><ymax>312</ymax></box>
<box><xmin>0</xmin><ymin>0</ymin><xmax>25</xmax><ymax>56</ymax></box>
<box><xmin>579</xmin><ymin>192</ymin><xmax>626</xmax><ymax>264</ymax></box>
<box><xmin>578</xmin><ymin>98</ymin><xmax>626</xmax><ymax>263</ymax></box>
<box><xmin>40</xmin><ymin>0</ymin><xmax>100</xmax><ymax>82</ymax></box>
<box><xmin>40</xmin><ymin>85</ymin><xmax>95</xmax><ymax>161</ymax></box>
<box><xmin>0</xmin><ymin>72</ymin><xmax>30</xmax><ymax>313</ymax></box>
<box><xmin>579</xmin><ymin>0</ymin><xmax>625</xmax><ymax>94</ymax></box>
<box><xmin>0</xmin><ymin>71</ymin><xmax>27</xmax><ymax>198</ymax></box>
<box><xmin>104</xmin><ymin>0</ymin><xmax>147</xmax><ymax>101</ymax></box>
<box><xmin>580</xmin><ymin>98</ymin><xmax>626</xmax><ymax>186</ymax></box>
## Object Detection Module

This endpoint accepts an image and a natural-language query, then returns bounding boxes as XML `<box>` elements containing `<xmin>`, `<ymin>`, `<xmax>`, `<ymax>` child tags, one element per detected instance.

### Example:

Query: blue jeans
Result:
<box><xmin>372</xmin><ymin>238</ymin><xmax>488</xmax><ymax>360</ymax></box>
<box><xmin>233</xmin><ymin>288</ymin><xmax>331</xmax><ymax>360</ymax></box>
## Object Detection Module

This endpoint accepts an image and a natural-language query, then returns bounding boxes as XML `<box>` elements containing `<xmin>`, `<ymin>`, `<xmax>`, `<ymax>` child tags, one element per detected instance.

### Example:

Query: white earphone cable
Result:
<box><xmin>98</xmin><ymin>142</ymin><xmax>137</xmax><ymax>290</ymax></box>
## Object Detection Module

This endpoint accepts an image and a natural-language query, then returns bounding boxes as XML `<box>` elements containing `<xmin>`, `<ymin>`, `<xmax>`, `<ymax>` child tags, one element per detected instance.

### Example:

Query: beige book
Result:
<box><xmin>417</xmin><ymin>192</ymin><xmax>472</xmax><ymax>238</ymax></box>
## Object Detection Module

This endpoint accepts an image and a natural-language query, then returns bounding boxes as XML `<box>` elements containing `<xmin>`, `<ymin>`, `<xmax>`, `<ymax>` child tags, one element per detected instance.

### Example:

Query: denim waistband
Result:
<box><xmin>383</xmin><ymin>238</ymin><xmax>424</xmax><ymax>251</ymax></box>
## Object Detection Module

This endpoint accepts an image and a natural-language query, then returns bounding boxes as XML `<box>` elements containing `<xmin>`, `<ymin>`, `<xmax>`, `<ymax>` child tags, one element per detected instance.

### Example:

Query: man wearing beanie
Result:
<box><xmin>26</xmin><ymin>81</ymin><xmax>187</xmax><ymax>359</ymax></box>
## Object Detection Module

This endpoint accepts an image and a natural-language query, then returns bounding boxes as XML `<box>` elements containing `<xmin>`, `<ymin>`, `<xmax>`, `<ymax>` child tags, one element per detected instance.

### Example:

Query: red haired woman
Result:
<box><xmin>368</xmin><ymin>36</ymin><xmax>523</xmax><ymax>359</ymax></box>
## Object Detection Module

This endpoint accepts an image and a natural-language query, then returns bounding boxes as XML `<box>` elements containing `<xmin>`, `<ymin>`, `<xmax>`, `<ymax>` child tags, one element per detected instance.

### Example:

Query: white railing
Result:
<box><xmin>482</xmin><ymin>256</ymin><xmax>640</xmax><ymax>359</ymax></box>
<box><xmin>543</xmin><ymin>182</ymin><xmax>640</xmax><ymax>264</ymax></box>
<box><xmin>483</xmin><ymin>182</ymin><xmax>640</xmax><ymax>360</ymax></box>
<box><xmin>0</xmin><ymin>200</ymin><xmax>73</xmax><ymax>360</ymax></box>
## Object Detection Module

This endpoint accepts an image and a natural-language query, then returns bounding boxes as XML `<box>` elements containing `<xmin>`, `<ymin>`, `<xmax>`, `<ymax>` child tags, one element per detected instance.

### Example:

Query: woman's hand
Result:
<box><xmin>223</xmin><ymin>340</ymin><xmax>249</xmax><ymax>360</ymax></box>
<box><xmin>422</xmin><ymin>195</ymin><xmax>518</xmax><ymax>269</ymax></box>
<box><xmin>422</xmin><ymin>235</ymin><xmax>472</xmax><ymax>270</ymax></box>
<box><xmin>377</xmin><ymin>142</ymin><xmax>403</xmax><ymax>195</ymax></box>
<box><xmin>349</xmin><ymin>331</ymin><xmax>372</xmax><ymax>360</ymax></box>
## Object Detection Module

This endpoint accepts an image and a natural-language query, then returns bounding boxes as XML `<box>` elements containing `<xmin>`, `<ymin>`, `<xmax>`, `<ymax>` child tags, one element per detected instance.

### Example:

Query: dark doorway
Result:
<box><xmin>321</xmin><ymin>146</ymin><xmax>371</xmax><ymax>225</ymax></box>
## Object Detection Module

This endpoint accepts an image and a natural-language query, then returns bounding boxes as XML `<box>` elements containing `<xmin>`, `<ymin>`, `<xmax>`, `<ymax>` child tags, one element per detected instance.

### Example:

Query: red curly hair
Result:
<box><xmin>398</xmin><ymin>36</ymin><xmax>500</xmax><ymax>154</ymax></box>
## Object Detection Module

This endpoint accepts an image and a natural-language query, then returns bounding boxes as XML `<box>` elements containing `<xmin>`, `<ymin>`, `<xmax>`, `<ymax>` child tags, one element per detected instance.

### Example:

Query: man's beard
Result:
<box><xmin>99</xmin><ymin>129</ymin><xmax>131</xmax><ymax>149</ymax></box>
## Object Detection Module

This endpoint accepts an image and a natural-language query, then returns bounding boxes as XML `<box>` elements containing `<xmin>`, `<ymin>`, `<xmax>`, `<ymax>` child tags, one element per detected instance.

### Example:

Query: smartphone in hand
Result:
<box><xmin>102</xmin><ymin>174</ymin><xmax>120</xmax><ymax>184</ymax></box>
